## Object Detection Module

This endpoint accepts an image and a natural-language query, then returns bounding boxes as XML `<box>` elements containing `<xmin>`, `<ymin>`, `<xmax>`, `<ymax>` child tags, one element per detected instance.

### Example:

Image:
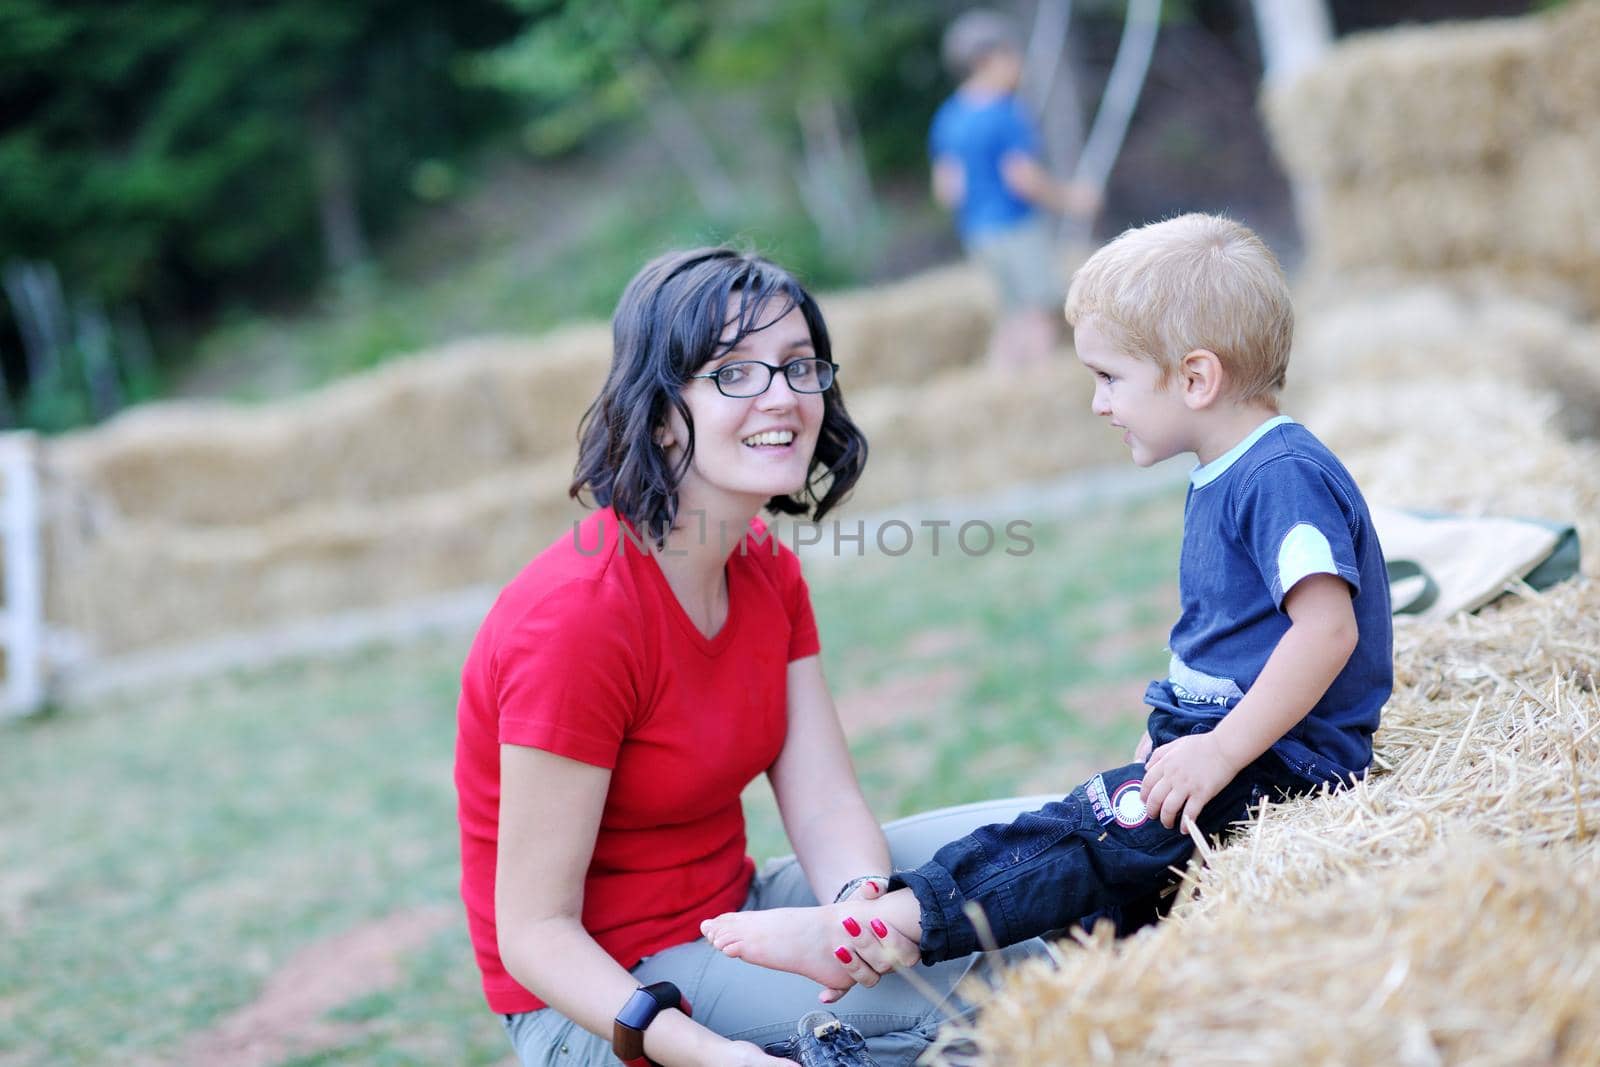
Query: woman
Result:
<box><xmin>455</xmin><ymin>248</ymin><xmax>1045</xmax><ymax>1067</ymax></box>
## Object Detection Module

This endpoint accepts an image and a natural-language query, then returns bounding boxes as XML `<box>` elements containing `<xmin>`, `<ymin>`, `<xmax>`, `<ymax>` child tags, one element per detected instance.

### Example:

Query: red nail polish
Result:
<box><xmin>834</xmin><ymin>946</ymin><xmax>852</xmax><ymax>963</ymax></box>
<box><xmin>842</xmin><ymin>916</ymin><xmax>861</xmax><ymax>937</ymax></box>
<box><xmin>870</xmin><ymin>919</ymin><xmax>888</xmax><ymax>938</ymax></box>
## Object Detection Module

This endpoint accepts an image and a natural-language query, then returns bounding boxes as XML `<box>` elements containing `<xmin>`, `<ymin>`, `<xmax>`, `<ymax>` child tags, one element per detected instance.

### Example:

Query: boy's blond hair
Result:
<box><xmin>1064</xmin><ymin>214</ymin><xmax>1293</xmax><ymax>402</ymax></box>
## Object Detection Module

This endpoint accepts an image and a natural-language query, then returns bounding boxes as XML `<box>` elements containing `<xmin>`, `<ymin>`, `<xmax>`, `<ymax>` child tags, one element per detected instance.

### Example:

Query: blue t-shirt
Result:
<box><xmin>1146</xmin><ymin>416</ymin><xmax>1393</xmax><ymax>785</ymax></box>
<box><xmin>928</xmin><ymin>91</ymin><xmax>1041</xmax><ymax>242</ymax></box>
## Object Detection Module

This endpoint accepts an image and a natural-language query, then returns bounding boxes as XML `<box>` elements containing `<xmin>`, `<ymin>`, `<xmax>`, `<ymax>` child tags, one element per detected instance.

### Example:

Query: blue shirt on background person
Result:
<box><xmin>928</xmin><ymin>92</ymin><xmax>1044</xmax><ymax>243</ymax></box>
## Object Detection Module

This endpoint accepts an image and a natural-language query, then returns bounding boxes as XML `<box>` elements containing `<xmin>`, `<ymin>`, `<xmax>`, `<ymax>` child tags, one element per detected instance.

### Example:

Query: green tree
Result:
<box><xmin>474</xmin><ymin>0</ymin><xmax>951</xmax><ymax>273</ymax></box>
<box><xmin>0</xmin><ymin>0</ymin><xmax>520</xmax><ymax>427</ymax></box>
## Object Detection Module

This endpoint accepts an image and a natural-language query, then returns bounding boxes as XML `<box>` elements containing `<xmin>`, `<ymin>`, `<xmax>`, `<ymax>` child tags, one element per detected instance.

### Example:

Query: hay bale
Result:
<box><xmin>822</xmin><ymin>264</ymin><xmax>995</xmax><ymax>388</ymax></box>
<box><xmin>823</xmin><ymin>250</ymin><xmax>1087</xmax><ymax>388</ymax></box>
<box><xmin>935</xmin><ymin>841</ymin><xmax>1600</xmax><ymax>1065</ymax></box>
<box><xmin>1311</xmin><ymin>169</ymin><xmax>1508</xmax><ymax>273</ymax></box>
<box><xmin>1264</xmin><ymin>2</ymin><xmax>1600</xmax><ymax>310</ymax></box>
<box><xmin>45</xmin><ymin>356</ymin><xmax>1126</xmax><ymax>655</ymax></box>
<box><xmin>45</xmin><ymin>459</ymin><xmax>586</xmax><ymax>654</ymax></box>
<box><xmin>32</xmin><ymin>244</ymin><xmax>1113</xmax><ymax>656</ymax></box>
<box><xmin>47</xmin><ymin>329</ymin><xmax>610</xmax><ymax>527</ymax></box>
<box><xmin>1290</xmin><ymin>283</ymin><xmax>1600</xmax><ymax>441</ymax></box>
<box><xmin>1308</xmin><ymin>378</ymin><xmax>1600</xmax><ymax>555</ymax></box>
<box><xmin>1264</xmin><ymin>18</ymin><xmax>1542</xmax><ymax>185</ymax></box>
<box><xmin>1538</xmin><ymin>0</ymin><xmax>1600</xmax><ymax>130</ymax></box>
<box><xmin>842</xmin><ymin>362</ymin><xmax>1124</xmax><ymax>512</ymax></box>
<box><xmin>1504</xmin><ymin>131</ymin><xmax>1600</xmax><ymax>274</ymax></box>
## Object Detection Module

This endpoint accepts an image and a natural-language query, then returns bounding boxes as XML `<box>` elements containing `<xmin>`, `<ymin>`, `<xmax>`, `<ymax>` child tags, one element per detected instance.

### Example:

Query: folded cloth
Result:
<box><xmin>1372</xmin><ymin>506</ymin><xmax>1582</xmax><ymax>620</ymax></box>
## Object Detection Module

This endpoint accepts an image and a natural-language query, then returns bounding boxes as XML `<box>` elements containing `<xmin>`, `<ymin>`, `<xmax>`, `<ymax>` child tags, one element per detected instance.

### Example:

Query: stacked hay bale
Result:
<box><xmin>42</xmin><ymin>332</ymin><xmax>612</xmax><ymax>655</ymax></box>
<box><xmin>1264</xmin><ymin>1</ymin><xmax>1600</xmax><ymax>314</ymax></box>
<box><xmin>40</xmin><ymin>259</ymin><xmax>1119</xmax><ymax>657</ymax></box>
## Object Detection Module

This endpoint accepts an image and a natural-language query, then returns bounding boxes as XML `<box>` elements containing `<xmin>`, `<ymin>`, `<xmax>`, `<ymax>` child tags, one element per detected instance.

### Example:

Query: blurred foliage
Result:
<box><xmin>0</xmin><ymin>0</ymin><xmax>1534</xmax><ymax>430</ymax></box>
<box><xmin>0</xmin><ymin>0</ymin><xmax>520</xmax><ymax>311</ymax></box>
<box><xmin>0</xmin><ymin>0</ymin><xmax>957</xmax><ymax>429</ymax></box>
<box><xmin>471</xmin><ymin>0</ymin><xmax>709</xmax><ymax>157</ymax></box>
<box><xmin>0</xmin><ymin>0</ymin><xmax>521</xmax><ymax>428</ymax></box>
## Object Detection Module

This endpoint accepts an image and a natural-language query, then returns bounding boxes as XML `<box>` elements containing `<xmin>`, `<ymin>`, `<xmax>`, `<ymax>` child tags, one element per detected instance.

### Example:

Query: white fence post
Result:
<box><xmin>1</xmin><ymin>431</ymin><xmax>45</xmax><ymax>717</ymax></box>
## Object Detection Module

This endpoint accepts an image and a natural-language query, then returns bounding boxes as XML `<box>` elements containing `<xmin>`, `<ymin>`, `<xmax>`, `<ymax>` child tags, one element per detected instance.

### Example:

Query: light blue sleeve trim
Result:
<box><xmin>1190</xmin><ymin>415</ymin><xmax>1296</xmax><ymax>489</ymax></box>
<box><xmin>1276</xmin><ymin>522</ymin><xmax>1340</xmax><ymax>601</ymax></box>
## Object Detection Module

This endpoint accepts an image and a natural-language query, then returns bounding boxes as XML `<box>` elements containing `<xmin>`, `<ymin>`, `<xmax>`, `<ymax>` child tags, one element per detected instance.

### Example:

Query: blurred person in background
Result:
<box><xmin>931</xmin><ymin>8</ymin><xmax>1100</xmax><ymax>369</ymax></box>
<box><xmin>455</xmin><ymin>247</ymin><xmax>1046</xmax><ymax>1067</ymax></box>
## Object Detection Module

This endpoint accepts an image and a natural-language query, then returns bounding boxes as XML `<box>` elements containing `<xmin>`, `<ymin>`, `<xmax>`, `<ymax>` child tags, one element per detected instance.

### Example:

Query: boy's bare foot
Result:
<box><xmin>700</xmin><ymin>904</ymin><xmax>856</xmax><ymax>990</ymax></box>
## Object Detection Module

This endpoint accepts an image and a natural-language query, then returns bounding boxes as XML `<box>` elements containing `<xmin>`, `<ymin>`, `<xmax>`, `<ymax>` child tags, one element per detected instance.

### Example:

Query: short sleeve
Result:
<box><xmin>764</xmin><ymin>534</ymin><xmax>820</xmax><ymax>661</ymax></box>
<box><xmin>929</xmin><ymin>105</ymin><xmax>950</xmax><ymax>160</ymax></box>
<box><xmin>999</xmin><ymin>99</ymin><xmax>1041</xmax><ymax>159</ymax></box>
<box><xmin>785</xmin><ymin>566</ymin><xmax>820</xmax><ymax>662</ymax></box>
<box><xmin>1235</xmin><ymin>456</ymin><xmax>1363</xmax><ymax>608</ymax></box>
<box><xmin>493</xmin><ymin>582</ymin><xmax>640</xmax><ymax>769</ymax></box>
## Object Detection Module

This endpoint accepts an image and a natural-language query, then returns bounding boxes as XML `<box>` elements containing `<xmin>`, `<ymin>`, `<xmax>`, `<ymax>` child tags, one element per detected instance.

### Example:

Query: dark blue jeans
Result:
<box><xmin>889</xmin><ymin>713</ymin><xmax>1315</xmax><ymax>964</ymax></box>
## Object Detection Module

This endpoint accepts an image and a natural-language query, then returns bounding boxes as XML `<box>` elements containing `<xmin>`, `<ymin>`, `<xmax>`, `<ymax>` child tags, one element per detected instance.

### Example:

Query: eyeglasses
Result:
<box><xmin>689</xmin><ymin>358</ymin><xmax>838</xmax><ymax>399</ymax></box>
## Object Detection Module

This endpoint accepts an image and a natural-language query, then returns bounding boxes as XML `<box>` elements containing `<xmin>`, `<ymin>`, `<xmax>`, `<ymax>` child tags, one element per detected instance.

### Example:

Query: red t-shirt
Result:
<box><xmin>455</xmin><ymin>508</ymin><xmax>820</xmax><ymax>1013</ymax></box>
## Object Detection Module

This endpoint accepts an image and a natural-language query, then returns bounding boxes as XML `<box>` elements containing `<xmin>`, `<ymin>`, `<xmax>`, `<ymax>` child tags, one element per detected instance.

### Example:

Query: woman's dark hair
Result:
<box><xmin>570</xmin><ymin>247</ymin><xmax>868</xmax><ymax>543</ymax></box>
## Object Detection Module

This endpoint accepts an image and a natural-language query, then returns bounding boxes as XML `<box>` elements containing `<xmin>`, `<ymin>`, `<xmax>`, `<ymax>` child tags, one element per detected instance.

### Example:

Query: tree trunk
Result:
<box><xmin>1250</xmin><ymin>0</ymin><xmax>1333</xmax><ymax>88</ymax></box>
<box><xmin>1020</xmin><ymin>0</ymin><xmax>1085</xmax><ymax>196</ymax></box>
<box><xmin>310</xmin><ymin>94</ymin><xmax>370</xmax><ymax>276</ymax></box>
<box><xmin>620</xmin><ymin>51</ymin><xmax>739</xmax><ymax>218</ymax></box>
<box><xmin>794</xmin><ymin>94</ymin><xmax>879</xmax><ymax>270</ymax></box>
<box><xmin>1071</xmin><ymin>0</ymin><xmax>1160</xmax><ymax>196</ymax></box>
<box><xmin>1250</xmin><ymin>0</ymin><xmax>1333</xmax><ymax>251</ymax></box>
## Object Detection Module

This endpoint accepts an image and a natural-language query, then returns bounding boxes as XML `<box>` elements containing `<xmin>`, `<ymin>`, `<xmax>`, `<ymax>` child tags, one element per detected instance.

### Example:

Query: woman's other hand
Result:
<box><xmin>819</xmin><ymin>885</ymin><xmax>921</xmax><ymax>1004</ymax></box>
<box><xmin>719</xmin><ymin>1041</ymin><xmax>797</xmax><ymax>1065</ymax></box>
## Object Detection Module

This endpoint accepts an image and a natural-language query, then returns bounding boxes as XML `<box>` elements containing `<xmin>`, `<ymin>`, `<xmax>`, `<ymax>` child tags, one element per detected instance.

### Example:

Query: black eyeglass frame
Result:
<box><xmin>687</xmin><ymin>358</ymin><xmax>839</xmax><ymax>399</ymax></box>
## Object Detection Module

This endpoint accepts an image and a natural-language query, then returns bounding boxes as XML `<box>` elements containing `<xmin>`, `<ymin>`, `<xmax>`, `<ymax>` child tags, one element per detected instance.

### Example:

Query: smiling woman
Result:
<box><xmin>454</xmin><ymin>248</ymin><xmax>1044</xmax><ymax>1067</ymax></box>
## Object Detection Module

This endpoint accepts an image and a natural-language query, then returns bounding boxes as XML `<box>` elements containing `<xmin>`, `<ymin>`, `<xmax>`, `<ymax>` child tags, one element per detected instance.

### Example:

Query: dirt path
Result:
<box><xmin>168</xmin><ymin>905</ymin><xmax>457</xmax><ymax>1067</ymax></box>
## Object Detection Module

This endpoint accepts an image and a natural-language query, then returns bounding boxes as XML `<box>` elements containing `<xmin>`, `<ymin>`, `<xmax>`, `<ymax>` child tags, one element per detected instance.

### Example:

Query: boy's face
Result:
<box><xmin>974</xmin><ymin>47</ymin><xmax>1023</xmax><ymax>91</ymax></box>
<box><xmin>1074</xmin><ymin>318</ymin><xmax>1196</xmax><ymax>468</ymax></box>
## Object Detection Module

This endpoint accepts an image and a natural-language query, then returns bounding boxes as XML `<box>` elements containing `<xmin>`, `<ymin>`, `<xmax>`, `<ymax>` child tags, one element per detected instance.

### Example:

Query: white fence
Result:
<box><xmin>1</xmin><ymin>432</ymin><xmax>44</xmax><ymax>718</ymax></box>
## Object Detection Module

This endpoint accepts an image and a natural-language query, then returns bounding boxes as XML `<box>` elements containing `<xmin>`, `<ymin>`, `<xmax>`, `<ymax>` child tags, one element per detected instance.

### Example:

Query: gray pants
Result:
<box><xmin>502</xmin><ymin>796</ymin><xmax>1058</xmax><ymax>1067</ymax></box>
<box><xmin>967</xmin><ymin>217</ymin><xmax>1064</xmax><ymax>313</ymax></box>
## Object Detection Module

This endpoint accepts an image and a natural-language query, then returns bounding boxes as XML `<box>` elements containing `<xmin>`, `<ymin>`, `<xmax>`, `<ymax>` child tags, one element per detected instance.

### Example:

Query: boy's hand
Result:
<box><xmin>1060</xmin><ymin>179</ymin><xmax>1102</xmax><ymax>218</ymax></box>
<box><xmin>1141</xmin><ymin>733</ymin><xmax>1239</xmax><ymax>831</ymax></box>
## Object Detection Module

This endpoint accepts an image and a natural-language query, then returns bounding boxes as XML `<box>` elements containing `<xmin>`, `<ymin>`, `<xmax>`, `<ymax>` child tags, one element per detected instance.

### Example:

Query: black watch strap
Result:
<box><xmin>612</xmin><ymin>980</ymin><xmax>690</xmax><ymax>1066</ymax></box>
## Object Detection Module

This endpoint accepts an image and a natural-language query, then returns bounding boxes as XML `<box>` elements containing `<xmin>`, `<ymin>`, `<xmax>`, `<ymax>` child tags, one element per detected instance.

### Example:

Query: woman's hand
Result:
<box><xmin>818</xmin><ymin>881</ymin><xmax>921</xmax><ymax>1004</ymax></box>
<box><xmin>717</xmin><ymin>1040</ymin><xmax>795</xmax><ymax>1065</ymax></box>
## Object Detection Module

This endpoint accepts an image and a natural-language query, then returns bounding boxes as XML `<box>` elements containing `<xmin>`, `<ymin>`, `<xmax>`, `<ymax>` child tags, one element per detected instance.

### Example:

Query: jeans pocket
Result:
<box><xmin>1085</xmin><ymin>765</ymin><xmax>1190</xmax><ymax>859</ymax></box>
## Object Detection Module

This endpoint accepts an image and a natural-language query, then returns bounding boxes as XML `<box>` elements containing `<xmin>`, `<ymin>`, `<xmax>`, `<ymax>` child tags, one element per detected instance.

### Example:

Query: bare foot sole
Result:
<box><xmin>700</xmin><ymin>906</ymin><xmax>855</xmax><ymax>989</ymax></box>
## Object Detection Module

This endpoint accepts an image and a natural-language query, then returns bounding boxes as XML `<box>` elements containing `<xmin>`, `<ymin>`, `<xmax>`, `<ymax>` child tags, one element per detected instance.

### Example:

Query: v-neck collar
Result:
<box><xmin>624</xmin><ymin>514</ymin><xmax>742</xmax><ymax>655</ymax></box>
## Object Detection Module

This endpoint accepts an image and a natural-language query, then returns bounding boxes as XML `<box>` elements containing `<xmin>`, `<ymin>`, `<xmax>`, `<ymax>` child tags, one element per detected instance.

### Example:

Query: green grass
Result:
<box><xmin>185</xmin><ymin>166</ymin><xmax>900</xmax><ymax>403</ymax></box>
<box><xmin>0</xmin><ymin>489</ymin><xmax>1182</xmax><ymax>1066</ymax></box>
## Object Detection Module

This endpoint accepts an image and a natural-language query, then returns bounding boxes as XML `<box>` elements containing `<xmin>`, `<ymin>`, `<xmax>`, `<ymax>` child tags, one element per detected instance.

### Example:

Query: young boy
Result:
<box><xmin>931</xmin><ymin>8</ymin><xmax>1099</xmax><ymax>369</ymax></box>
<box><xmin>700</xmin><ymin>214</ymin><xmax>1394</xmax><ymax>994</ymax></box>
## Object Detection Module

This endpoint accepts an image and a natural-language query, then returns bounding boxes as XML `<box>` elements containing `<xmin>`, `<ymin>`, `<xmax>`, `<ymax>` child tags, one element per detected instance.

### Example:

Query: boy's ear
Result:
<box><xmin>1178</xmin><ymin>348</ymin><xmax>1225</xmax><ymax>410</ymax></box>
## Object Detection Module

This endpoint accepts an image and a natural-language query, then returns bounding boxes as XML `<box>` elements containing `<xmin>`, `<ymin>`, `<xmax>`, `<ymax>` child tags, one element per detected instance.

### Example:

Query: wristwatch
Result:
<box><xmin>612</xmin><ymin>980</ymin><xmax>690</xmax><ymax>1066</ymax></box>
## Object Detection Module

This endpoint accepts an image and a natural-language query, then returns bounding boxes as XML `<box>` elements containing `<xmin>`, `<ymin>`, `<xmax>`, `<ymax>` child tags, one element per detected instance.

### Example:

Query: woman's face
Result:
<box><xmin>662</xmin><ymin>295</ymin><xmax>825</xmax><ymax>518</ymax></box>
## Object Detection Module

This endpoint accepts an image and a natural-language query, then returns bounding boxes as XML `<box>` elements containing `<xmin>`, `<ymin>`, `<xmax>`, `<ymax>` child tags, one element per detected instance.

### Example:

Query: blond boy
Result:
<box><xmin>700</xmin><ymin>215</ymin><xmax>1394</xmax><ymax>995</ymax></box>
